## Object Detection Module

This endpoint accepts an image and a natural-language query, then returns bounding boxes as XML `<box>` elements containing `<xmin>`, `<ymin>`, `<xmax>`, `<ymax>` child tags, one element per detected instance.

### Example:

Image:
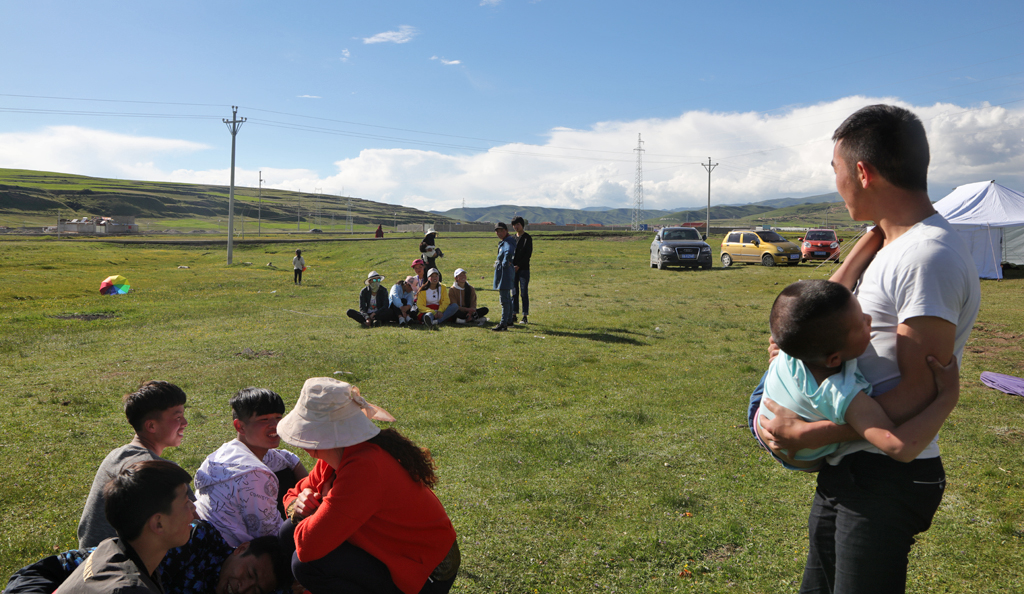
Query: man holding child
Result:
<box><xmin>758</xmin><ymin>105</ymin><xmax>981</xmax><ymax>593</ymax></box>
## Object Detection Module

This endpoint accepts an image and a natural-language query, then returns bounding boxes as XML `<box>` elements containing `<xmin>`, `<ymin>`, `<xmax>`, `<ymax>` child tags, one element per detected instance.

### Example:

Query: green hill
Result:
<box><xmin>436</xmin><ymin>205</ymin><xmax>674</xmax><ymax>226</ymax></box>
<box><xmin>0</xmin><ymin>168</ymin><xmax>457</xmax><ymax>229</ymax></box>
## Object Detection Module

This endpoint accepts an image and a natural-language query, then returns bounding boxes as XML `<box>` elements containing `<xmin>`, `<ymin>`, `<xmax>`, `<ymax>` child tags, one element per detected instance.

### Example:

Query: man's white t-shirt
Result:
<box><xmin>827</xmin><ymin>214</ymin><xmax>981</xmax><ymax>464</ymax></box>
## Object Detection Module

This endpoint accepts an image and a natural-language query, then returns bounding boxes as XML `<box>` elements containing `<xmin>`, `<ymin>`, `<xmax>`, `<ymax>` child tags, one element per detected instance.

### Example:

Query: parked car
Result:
<box><xmin>799</xmin><ymin>229</ymin><xmax>842</xmax><ymax>262</ymax></box>
<box><xmin>309</xmin><ymin>228</ymin><xmax>323</xmax><ymax>233</ymax></box>
<box><xmin>650</xmin><ymin>226</ymin><xmax>713</xmax><ymax>270</ymax></box>
<box><xmin>720</xmin><ymin>229</ymin><xmax>801</xmax><ymax>267</ymax></box>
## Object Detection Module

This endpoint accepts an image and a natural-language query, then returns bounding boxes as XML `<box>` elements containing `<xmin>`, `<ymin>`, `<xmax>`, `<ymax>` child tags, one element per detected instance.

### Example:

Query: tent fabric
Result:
<box><xmin>933</xmin><ymin>181</ymin><xmax>1024</xmax><ymax>279</ymax></box>
<box><xmin>934</xmin><ymin>181</ymin><xmax>1024</xmax><ymax>227</ymax></box>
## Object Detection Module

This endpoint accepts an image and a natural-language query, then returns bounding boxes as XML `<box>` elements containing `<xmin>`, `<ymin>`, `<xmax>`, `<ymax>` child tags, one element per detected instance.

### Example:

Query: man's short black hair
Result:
<box><xmin>104</xmin><ymin>460</ymin><xmax>192</xmax><ymax>542</ymax></box>
<box><xmin>229</xmin><ymin>387</ymin><xmax>285</xmax><ymax>422</ymax></box>
<box><xmin>832</xmin><ymin>104</ymin><xmax>930</xmax><ymax>192</ymax></box>
<box><xmin>245</xmin><ymin>536</ymin><xmax>293</xmax><ymax>589</ymax></box>
<box><xmin>510</xmin><ymin>216</ymin><xmax>526</xmax><ymax>227</ymax></box>
<box><xmin>770</xmin><ymin>280</ymin><xmax>854</xmax><ymax>364</ymax></box>
<box><xmin>123</xmin><ymin>381</ymin><xmax>187</xmax><ymax>433</ymax></box>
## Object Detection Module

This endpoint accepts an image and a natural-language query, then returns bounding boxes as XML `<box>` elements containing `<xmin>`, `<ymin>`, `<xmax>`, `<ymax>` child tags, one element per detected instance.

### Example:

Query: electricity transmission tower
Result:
<box><xmin>702</xmin><ymin>157</ymin><xmax>718</xmax><ymax>235</ymax></box>
<box><xmin>632</xmin><ymin>134</ymin><xmax>644</xmax><ymax>231</ymax></box>
<box><xmin>223</xmin><ymin>106</ymin><xmax>245</xmax><ymax>264</ymax></box>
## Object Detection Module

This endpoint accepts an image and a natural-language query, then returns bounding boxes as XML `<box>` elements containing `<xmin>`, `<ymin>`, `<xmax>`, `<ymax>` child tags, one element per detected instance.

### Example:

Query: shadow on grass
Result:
<box><xmin>541</xmin><ymin>328</ymin><xmax>648</xmax><ymax>345</ymax></box>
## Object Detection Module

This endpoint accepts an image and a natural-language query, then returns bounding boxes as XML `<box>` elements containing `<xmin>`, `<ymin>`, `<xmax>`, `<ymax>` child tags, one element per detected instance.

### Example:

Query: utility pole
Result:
<box><xmin>258</xmin><ymin>171</ymin><xmax>263</xmax><ymax>236</ymax></box>
<box><xmin>702</xmin><ymin>157</ymin><xmax>718</xmax><ymax>236</ymax></box>
<box><xmin>632</xmin><ymin>134</ymin><xmax>645</xmax><ymax>231</ymax></box>
<box><xmin>223</xmin><ymin>106</ymin><xmax>245</xmax><ymax>265</ymax></box>
<box><xmin>297</xmin><ymin>200</ymin><xmax>301</xmax><ymax>231</ymax></box>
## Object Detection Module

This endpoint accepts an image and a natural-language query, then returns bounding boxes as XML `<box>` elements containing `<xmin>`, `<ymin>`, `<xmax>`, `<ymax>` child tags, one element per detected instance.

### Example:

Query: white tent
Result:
<box><xmin>933</xmin><ymin>181</ymin><xmax>1024</xmax><ymax>280</ymax></box>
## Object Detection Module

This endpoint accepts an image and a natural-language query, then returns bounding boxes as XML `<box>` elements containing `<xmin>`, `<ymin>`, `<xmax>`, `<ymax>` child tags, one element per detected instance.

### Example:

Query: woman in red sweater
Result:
<box><xmin>277</xmin><ymin>377</ymin><xmax>459</xmax><ymax>594</ymax></box>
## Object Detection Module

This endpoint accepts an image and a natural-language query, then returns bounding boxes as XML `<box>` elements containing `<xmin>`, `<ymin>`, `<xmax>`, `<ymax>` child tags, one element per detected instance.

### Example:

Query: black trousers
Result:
<box><xmin>294</xmin><ymin>269</ymin><xmax>302</xmax><ymax>284</ymax></box>
<box><xmin>346</xmin><ymin>308</ymin><xmax>392</xmax><ymax>325</ymax></box>
<box><xmin>279</xmin><ymin>520</ymin><xmax>456</xmax><ymax>594</ymax></box>
<box><xmin>800</xmin><ymin>452</ymin><xmax>945</xmax><ymax>594</ymax></box>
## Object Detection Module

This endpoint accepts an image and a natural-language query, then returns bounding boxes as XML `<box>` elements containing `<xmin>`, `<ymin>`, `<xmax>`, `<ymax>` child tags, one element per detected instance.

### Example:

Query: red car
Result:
<box><xmin>799</xmin><ymin>229</ymin><xmax>842</xmax><ymax>262</ymax></box>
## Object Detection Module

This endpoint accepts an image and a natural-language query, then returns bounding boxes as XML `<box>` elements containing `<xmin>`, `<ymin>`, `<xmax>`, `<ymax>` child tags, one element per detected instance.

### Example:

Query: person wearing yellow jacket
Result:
<box><xmin>415</xmin><ymin>268</ymin><xmax>459</xmax><ymax>328</ymax></box>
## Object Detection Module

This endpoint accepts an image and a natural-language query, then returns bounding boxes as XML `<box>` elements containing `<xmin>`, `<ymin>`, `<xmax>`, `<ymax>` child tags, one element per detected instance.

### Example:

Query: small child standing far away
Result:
<box><xmin>755</xmin><ymin>279</ymin><xmax>960</xmax><ymax>470</ymax></box>
<box><xmin>293</xmin><ymin>249</ymin><xmax>305</xmax><ymax>285</ymax></box>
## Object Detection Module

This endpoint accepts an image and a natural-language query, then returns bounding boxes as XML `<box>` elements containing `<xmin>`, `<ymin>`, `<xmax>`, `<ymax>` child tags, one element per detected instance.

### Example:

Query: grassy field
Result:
<box><xmin>1</xmin><ymin>232</ymin><xmax>1021</xmax><ymax>593</ymax></box>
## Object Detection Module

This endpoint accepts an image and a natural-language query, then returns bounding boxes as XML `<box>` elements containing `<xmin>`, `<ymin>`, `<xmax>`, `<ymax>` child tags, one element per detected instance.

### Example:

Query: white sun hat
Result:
<box><xmin>277</xmin><ymin>378</ymin><xmax>395</xmax><ymax>449</ymax></box>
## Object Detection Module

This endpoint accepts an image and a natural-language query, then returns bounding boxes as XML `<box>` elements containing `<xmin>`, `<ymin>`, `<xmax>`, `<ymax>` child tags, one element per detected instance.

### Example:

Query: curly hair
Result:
<box><xmin>367</xmin><ymin>428</ymin><xmax>438</xmax><ymax>489</ymax></box>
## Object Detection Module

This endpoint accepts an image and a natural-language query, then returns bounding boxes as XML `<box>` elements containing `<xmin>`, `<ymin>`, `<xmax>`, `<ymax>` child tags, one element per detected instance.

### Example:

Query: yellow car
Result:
<box><xmin>720</xmin><ymin>229</ymin><xmax>802</xmax><ymax>267</ymax></box>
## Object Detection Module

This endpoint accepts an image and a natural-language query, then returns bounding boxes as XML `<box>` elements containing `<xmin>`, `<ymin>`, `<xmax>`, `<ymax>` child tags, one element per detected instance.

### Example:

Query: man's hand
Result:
<box><xmin>515</xmin><ymin>265</ymin><xmax>519</xmax><ymax>271</ymax></box>
<box><xmin>768</xmin><ymin>336</ymin><xmax>780</xmax><ymax>363</ymax></box>
<box><xmin>291</xmin><ymin>488</ymin><xmax>321</xmax><ymax>521</ymax></box>
<box><xmin>758</xmin><ymin>399</ymin><xmax>804</xmax><ymax>454</ymax></box>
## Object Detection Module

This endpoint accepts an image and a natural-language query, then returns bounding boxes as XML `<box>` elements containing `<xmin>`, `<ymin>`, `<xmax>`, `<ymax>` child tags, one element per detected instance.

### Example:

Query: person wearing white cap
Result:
<box><xmin>449</xmin><ymin>268</ymin><xmax>489</xmax><ymax>326</ymax></box>
<box><xmin>346</xmin><ymin>271</ymin><xmax>391</xmax><ymax>327</ymax></box>
<box><xmin>277</xmin><ymin>378</ymin><xmax>459</xmax><ymax>594</ymax></box>
<box><xmin>389</xmin><ymin>276</ymin><xmax>417</xmax><ymax>326</ymax></box>
<box><xmin>415</xmin><ymin>268</ymin><xmax>458</xmax><ymax>328</ymax></box>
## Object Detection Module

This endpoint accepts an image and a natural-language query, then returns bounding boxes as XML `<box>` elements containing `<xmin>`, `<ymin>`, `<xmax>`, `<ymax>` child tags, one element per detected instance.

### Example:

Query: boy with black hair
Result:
<box><xmin>754</xmin><ymin>280</ymin><xmax>960</xmax><ymax>470</ymax></box>
<box><xmin>510</xmin><ymin>216</ymin><xmax>532</xmax><ymax>324</ymax></box>
<box><xmin>78</xmin><ymin>381</ymin><xmax>192</xmax><ymax>549</ymax></box>
<box><xmin>194</xmin><ymin>388</ymin><xmax>308</xmax><ymax>547</ymax></box>
<box><xmin>7</xmin><ymin>520</ymin><xmax>291</xmax><ymax>594</ymax></box>
<box><xmin>57</xmin><ymin>460</ymin><xmax>194</xmax><ymax>594</ymax></box>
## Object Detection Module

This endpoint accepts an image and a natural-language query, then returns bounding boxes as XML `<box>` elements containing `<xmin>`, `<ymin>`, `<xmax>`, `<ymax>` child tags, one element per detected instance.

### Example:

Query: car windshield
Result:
<box><xmin>755</xmin><ymin>231</ymin><xmax>786</xmax><ymax>242</ymax></box>
<box><xmin>805</xmin><ymin>231</ymin><xmax>836</xmax><ymax>241</ymax></box>
<box><xmin>662</xmin><ymin>228</ymin><xmax>700</xmax><ymax>241</ymax></box>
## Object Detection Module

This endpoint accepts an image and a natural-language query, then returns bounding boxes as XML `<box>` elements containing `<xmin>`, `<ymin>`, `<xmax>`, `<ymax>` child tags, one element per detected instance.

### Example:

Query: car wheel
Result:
<box><xmin>657</xmin><ymin>259</ymin><xmax>665</xmax><ymax>270</ymax></box>
<box><xmin>801</xmin><ymin>258</ymin><xmax>807</xmax><ymax>262</ymax></box>
<box><xmin>650</xmin><ymin>254</ymin><xmax>657</xmax><ymax>268</ymax></box>
<box><xmin>721</xmin><ymin>253</ymin><xmax>733</xmax><ymax>267</ymax></box>
<box><xmin>702</xmin><ymin>262</ymin><xmax>711</xmax><ymax>270</ymax></box>
<box><xmin>761</xmin><ymin>254</ymin><xmax>775</xmax><ymax>267</ymax></box>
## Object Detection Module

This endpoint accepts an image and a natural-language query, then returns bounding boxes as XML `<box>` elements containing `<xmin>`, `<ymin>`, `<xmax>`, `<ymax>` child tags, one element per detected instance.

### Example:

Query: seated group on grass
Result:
<box><xmin>347</xmin><ymin>263</ymin><xmax>488</xmax><ymax>328</ymax></box>
<box><xmin>4</xmin><ymin>379</ymin><xmax>459</xmax><ymax>594</ymax></box>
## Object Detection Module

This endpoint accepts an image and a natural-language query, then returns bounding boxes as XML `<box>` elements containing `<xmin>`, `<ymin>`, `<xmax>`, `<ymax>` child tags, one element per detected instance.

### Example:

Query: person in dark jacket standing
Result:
<box><xmin>419</xmin><ymin>230</ymin><xmax>444</xmax><ymax>280</ymax></box>
<box><xmin>492</xmin><ymin>222</ymin><xmax>517</xmax><ymax>332</ymax></box>
<box><xmin>346</xmin><ymin>271</ymin><xmax>391</xmax><ymax>327</ymax></box>
<box><xmin>510</xmin><ymin>216</ymin><xmax>532</xmax><ymax>324</ymax></box>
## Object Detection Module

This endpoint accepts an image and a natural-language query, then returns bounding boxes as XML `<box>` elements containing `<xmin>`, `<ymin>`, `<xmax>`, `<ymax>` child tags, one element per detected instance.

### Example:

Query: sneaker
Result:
<box><xmin>456</xmin><ymin>318</ymin><xmax>466</xmax><ymax>324</ymax></box>
<box><xmin>432</xmin><ymin>318</ymin><xmax>440</xmax><ymax>326</ymax></box>
<box><xmin>476</xmin><ymin>316</ymin><xmax>488</xmax><ymax>327</ymax></box>
<box><xmin>423</xmin><ymin>313</ymin><xmax>434</xmax><ymax>326</ymax></box>
<box><xmin>518</xmin><ymin>315</ymin><xmax>528</xmax><ymax>325</ymax></box>
<box><xmin>512</xmin><ymin>315</ymin><xmax>518</xmax><ymax>324</ymax></box>
<box><xmin>492</xmin><ymin>324</ymin><xmax>507</xmax><ymax>332</ymax></box>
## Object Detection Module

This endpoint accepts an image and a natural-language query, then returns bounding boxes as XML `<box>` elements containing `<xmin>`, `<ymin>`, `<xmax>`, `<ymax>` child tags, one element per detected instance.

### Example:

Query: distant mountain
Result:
<box><xmin>0</xmin><ymin>168</ymin><xmax>457</xmax><ymax>227</ymax></box>
<box><xmin>438</xmin><ymin>205</ymin><xmax>675</xmax><ymax>226</ymax></box>
<box><xmin>650</xmin><ymin>192</ymin><xmax>843</xmax><ymax>224</ymax></box>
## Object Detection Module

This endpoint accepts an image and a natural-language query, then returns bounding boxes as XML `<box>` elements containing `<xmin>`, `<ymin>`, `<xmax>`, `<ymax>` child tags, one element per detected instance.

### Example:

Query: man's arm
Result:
<box><xmin>829</xmin><ymin>227</ymin><xmax>883</xmax><ymax>290</ymax></box>
<box><xmin>760</xmin><ymin>316</ymin><xmax>957</xmax><ymax>451</ymax></box>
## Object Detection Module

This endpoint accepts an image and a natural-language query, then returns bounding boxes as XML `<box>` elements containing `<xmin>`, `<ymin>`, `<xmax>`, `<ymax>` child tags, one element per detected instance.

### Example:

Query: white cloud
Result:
<box><xmin>340</xmin><ymin>49</ymin><xmax>350</xmax><ymax>62</ymax></box>
<box><xmin>0</xmin><ymin>126</ymin><xmax>208</xmax><ymax>181</ymax></box>
<box><xmin>430</xmin><ymin>56</ymin><xmax>461</xmax><ymax>66</ymax></box>
<box><xmin>480</xmin><ymin>0</ymin><xmax>501</xmax><ymax>5</ymax></box>
<box><xmin>5</xmin><ymin>98</ymin><xmax>1022</xmax><ymax>212</ymax></box>
<box><xmin>296</xmin><ymin>95</ymin><xmax>321</xmax><ymax>99</ymax></box>
<box><xmin>362</xmin><ymin>25</ymin><xmax>417</xmax><ymax>45</ymax></box>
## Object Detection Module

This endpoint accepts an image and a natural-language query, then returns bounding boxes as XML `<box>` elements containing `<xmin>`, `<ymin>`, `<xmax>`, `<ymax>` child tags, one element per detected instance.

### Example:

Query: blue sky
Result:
<box><xmin>1</xmin><ymin>0</ymin><xmax>1022</xmax><ymax>212</ymax></box>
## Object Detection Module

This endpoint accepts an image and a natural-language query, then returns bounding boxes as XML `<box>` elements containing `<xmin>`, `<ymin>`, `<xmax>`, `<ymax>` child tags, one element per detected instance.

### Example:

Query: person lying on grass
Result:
<box><xmin>4</xmin><ymin>519</ymin><xmax>290</xmax><ymax>594</ymax></box>
<box><xmin>753</xmin><ymin>280</ymin><xmax>959</xmax><ymax>470</ymax></box>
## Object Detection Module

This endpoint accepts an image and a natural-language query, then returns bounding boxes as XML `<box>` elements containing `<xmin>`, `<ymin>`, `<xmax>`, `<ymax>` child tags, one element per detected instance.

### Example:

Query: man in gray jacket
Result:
<box><xmin>78</xmin><ymin>382</ymin><xmax>193</xmax><ymax>549</ymax></box>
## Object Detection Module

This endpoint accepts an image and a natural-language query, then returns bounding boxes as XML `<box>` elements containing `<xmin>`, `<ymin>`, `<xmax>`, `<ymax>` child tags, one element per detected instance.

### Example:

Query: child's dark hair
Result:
<box><xmin>770</xmin><ymin>280</ymin><xmax>854</xmax><ymax>364</ymax></box>
<box><xmin>511</xmin><ymin>216</ymin><xmax>526</xmax><ymax>227</ymax></box>
<box><xmin>230</xmin><ymin>387</ymin><xmax>286</xmax><ymax>422</ymax></box>
<box><xmin>295</xmin><ymin>249</ymin><xmax>302</xmax><ymax>256</ymax></box>
<box><xmin>367</xmin><ymin>428</ymin><xmax>438</xmax><ymax>489</ymax></box>
<box><xmin>123</xmin><ymin>381</ymin><xmax>187</xmax><ymax>432</ymax></box>
<box><xmin>104</xmin><ymin>460</ymin><xmax>192</xmax><ymax>541</ymax></box>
